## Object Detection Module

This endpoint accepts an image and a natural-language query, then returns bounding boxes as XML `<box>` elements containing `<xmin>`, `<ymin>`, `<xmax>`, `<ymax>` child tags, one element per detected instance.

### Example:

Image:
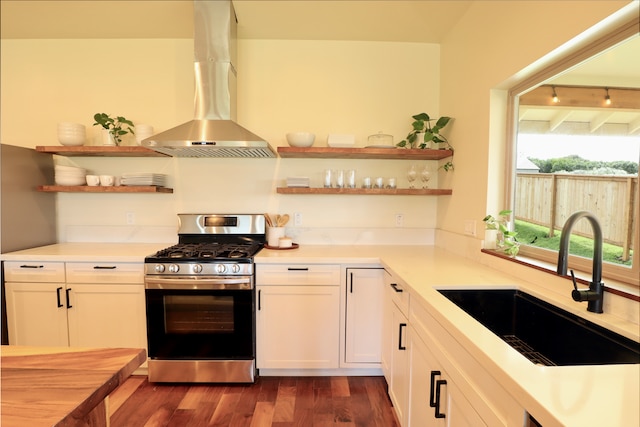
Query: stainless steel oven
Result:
<box><xmin>144</xmin><ymin>214</ymin><xmax>265</xmax><ymax>383</ymax></box>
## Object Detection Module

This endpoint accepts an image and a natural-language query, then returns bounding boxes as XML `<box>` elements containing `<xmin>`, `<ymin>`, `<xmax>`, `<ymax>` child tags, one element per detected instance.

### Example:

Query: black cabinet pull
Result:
<box><xmin>66</xmin><ymin>288</ymin><xmax>72</xmax><ymax>308</ymax></box>
<box><xmin>390</xmin><ymin>283</ymin><xmax>403</xmax><ymax>293</ymax></box>
<box><xmin>56</xmin><ymin>287</ymin><xmax>63</xmax><ymax>308</ymax></box>
<box><xmin>258</xmin><ymin>290</ymin><xmax>261</xmax><ymax>311</ymax></box>
<box><xmin>398</xmin><ymin>323</ymin><xmax>407</xmax><ymax>350</ymax></box>
<box><xmin>287</xmin><ymin>267</ymin><xmax>309</xmax><ymax>271</ymax></box>
<box><xmin>93</xmin><ymin>265</ymin><xmax>117</xmax><ymax>269</ymax></box>
<box><xmin>434</xmin><ymin>379</ymin><xmax>447</xmax><ymax>419</ymax></box>
<box><xmin>429</xmin><ymin>370</ymin><xmax>441</xmax><ymax>408</ymax></box>
<box><xmin>350</xmin><ymin>272</ymin><xmax>353</xmax><ymax>293</ymax></box>
<box><xmin>20</xmin><ymin>264</ymin><xmax>44</xmax><ymax>269</ymax></box>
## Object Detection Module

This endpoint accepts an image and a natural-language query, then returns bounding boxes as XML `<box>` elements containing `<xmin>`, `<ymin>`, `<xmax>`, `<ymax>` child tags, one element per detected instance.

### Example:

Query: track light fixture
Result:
<box><xmin>604</xmin><ymin>87</ymin><xmax>611</xmax><ymax>105</ymax></box>
<box><xmin>551</xmin><ymin>86</ymin><xmax>559</xmax><ymax>103</ymax></box>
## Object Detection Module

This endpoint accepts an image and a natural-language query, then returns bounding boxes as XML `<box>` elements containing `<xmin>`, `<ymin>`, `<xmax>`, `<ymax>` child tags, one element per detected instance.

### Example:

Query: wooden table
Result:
<box><xmin>1</xmin><ymin>346</ymin><xmax>146</xmax><ymax>427</ymax></box>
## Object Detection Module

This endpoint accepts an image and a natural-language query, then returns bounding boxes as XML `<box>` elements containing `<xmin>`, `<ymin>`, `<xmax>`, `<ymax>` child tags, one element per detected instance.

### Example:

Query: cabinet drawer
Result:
<box><xmin>256</xmin><ymin>264</ymin><xmax>340</xmax><ymax>286</ymax></box>
<box><xmin>66</xmin><ymin>262</ymin><xmax>144</xmax><ymax>284</ymax></box>
<box><xmin>3</xmin><ymin>261</ymin><xmax>65</xmax><ymax>282</ymax></box>
<box><xmin>384</xmin><ymin>271</ymin><xmax>409</xmax><ymax>315</ymax></box>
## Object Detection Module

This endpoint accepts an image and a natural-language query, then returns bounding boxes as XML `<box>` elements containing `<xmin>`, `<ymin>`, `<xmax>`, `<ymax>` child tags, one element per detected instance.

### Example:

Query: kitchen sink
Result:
<box><xmin>438</xmin><ymin>289</ymin><xmax>640</xmax><ymax>366</ymax></box>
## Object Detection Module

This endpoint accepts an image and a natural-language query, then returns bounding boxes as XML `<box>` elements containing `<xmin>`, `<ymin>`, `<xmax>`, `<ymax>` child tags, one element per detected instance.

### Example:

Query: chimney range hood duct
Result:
<box><xmin>142</xmin><ymin>1</ymin><xmax>275</xmax><ymax>158</ymax></box>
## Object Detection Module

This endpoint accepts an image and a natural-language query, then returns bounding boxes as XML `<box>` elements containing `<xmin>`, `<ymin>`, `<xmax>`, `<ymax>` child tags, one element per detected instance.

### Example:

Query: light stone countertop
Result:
<box><xmin>2</xmin><ymin>242</ymin><xmax>638</xmax><ymax>426</ymax></box>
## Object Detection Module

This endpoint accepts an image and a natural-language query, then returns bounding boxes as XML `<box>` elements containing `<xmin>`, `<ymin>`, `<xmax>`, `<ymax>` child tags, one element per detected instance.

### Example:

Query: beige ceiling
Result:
<box><xmin>2</xmin><ymin>0</ymin><xmax>637</xmax><ymax>134</ymax></box>
<box><xmin>0</xmin><ymin>0</ymin><xmax>472</xmax><ymax>43</ymax></box>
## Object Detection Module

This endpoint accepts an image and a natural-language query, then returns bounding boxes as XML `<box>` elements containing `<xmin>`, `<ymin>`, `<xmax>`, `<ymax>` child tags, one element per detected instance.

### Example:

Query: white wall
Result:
<box><xmin>0</xmin><ymin>1</ymin><xmax>632</xmax><ymax>245</ymax></box>
<box><xmin>1</xmin><ymin>37</ymin><xmax>441</xmax><ymax>243</ymax></box>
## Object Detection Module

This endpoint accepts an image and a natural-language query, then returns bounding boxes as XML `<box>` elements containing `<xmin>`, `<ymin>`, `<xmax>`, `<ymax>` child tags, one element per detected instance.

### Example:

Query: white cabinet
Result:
<box><xmin>4</xmin><ymin>261</ymin><xmax>146</xmax><ymax>350</ymax></box>
<box><xmin>256</xmin><ymin>264</ymin><xmax>340</xmax><ymax>370</ymax></box>
<box><xmin>409</xmin><ymin>326</ymin><xmax>487</xmax><ymax>427</ymax></box>
<box><xmin>344</xmin><ymin>268</ymin><xmax>384</xmax><ymax>364</ymax></box>
<box><xmin>4</xmin><ymin>262</ymin><xmax>68</xmax><ymax>346</ymax></box>
<box><xmin>382</xmin><ymin>269</ymin><xmax>411</xmax><ymax>426</ymax></box>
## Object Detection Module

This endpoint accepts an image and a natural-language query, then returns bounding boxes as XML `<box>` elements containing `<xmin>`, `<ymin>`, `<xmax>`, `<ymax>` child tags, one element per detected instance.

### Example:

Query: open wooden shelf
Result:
<box><xmin>36</xmin><ymin>146</ymin><xmax>169</xmax><ymax>157</ymax></box>
<box><xmin>276</xmin><ymin>187</ymin><xmax>452</xmax><ymax>195</ymax></box>
<box><xmin>277</xmin><ymin>146</ymin><xmax>453</xmax><ymax>160</ymax></box>
<box><xmin>37</xmin><ymin>185</ymin><xmax>173</xmax><ymax>193</ymax></box>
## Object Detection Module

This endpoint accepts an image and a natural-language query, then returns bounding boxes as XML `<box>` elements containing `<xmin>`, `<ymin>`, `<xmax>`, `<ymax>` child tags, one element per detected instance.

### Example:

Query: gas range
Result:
<box><xmin>144</xmin><ymin>214</ymin><xmax>266</xmax><ymax>276</ymax></box>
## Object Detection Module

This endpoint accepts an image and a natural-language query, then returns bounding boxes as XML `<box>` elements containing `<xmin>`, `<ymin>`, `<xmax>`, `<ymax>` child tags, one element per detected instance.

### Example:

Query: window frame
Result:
<box><xmin>504</xmin><ymin>13</ymin><xmax>640</xmax><ymax>289</ymax></box>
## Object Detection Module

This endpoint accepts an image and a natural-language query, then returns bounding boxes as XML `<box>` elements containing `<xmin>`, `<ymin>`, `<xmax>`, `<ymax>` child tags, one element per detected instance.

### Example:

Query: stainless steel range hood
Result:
<box><xmin>142</xmin><ymin>1</ymin><xmax>275</xmax><ymax>158</ymax></box>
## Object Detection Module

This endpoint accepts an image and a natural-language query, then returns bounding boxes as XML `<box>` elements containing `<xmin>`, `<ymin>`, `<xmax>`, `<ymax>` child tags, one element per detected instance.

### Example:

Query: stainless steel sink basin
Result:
<box><xmin>438</xmin><ymin>289</ymin><xmax>640</xmax><ymax>366</ymax></box>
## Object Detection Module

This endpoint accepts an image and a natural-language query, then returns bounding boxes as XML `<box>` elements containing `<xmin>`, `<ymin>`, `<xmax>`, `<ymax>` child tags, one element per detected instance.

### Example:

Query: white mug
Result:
<box><xmin>99</xmin><ymin>175</ymin><xmax>114</xmax><ymax>186</ymax></box>
<box><xmin>86</xmin><ymin>175</ymin><xmax>100</xmax><ymax>186</ymax></box>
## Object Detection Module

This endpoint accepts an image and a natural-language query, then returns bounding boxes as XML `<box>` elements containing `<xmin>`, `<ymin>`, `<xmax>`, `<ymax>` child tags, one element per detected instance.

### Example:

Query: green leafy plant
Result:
<box><xmin>396</xmin><ymin>113</ymin><xmax>452</xmax><ymax>150</ymax></box>
<box><xmin>483</xmin><ymin>209</ymin><xmax>520</xmax><ymax>257</ymax></box>
<box><xmin>93</xmin><ymin>113</ymin><xmax>135</xmax><ymax>146</ymax></box>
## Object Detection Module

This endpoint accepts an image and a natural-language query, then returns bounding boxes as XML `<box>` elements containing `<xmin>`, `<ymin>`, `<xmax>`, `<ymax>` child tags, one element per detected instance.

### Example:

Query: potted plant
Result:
<box><xmin>396</xmin><ymin>112</ymin><xmax>454</xmax><ymax>171</ymax></box>
<box><xmin>396</xmin><ymin>113</ymin><xmax>452</xmax><ymax>149</ymax></box>
<box><xmin>483</xmin><ymin>209</ymin><xmax>520</xmax><ymax>257</ymax></box>
<box><xmin>93</xmin><ymin>113</ymin><xmax>135</xmax><ymax>146</ymax></box>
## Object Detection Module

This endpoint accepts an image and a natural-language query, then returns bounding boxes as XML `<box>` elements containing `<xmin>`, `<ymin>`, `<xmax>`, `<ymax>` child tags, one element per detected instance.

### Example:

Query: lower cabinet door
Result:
<box><xmin>409</xmin><ymin>327</ymin><xmax>487</xmax><ymax>427</ymax></box>
<box><xmin>257</xmin><ymin>285</ymin><xmax>340</xmax><ymax>369</ymax></box>
<box><xmin>5</xmin><ymin>282</ymin><xmax>69</xmax><ymax>346</ymax></box>
<box><xmin>66</xmin><ymin>283</ymin><xmax>147</xmax><ymax>348</ymax></box>
<box><xmin>345</xmin><ymin>268</ymin><xmax>384</xmax><ymax>364</ymax></box>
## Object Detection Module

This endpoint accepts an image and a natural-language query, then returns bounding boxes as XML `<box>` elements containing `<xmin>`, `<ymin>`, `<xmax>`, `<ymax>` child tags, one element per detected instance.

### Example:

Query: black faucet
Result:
<box><xmin>557</xmin><ymin>211</ymin><xmax>604</xmax><ymax>313</ymax></box>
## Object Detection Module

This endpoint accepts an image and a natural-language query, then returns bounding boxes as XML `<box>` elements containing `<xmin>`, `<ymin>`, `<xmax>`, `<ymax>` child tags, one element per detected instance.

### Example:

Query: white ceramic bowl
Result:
<box><xmin>55</xmin><ymin>165</ymin><xmax>86</xmax><ymax>173</ymax></box>
<box><xmin>286</xmin><ymin>132</ymin><xmax>315</xmax><ymax>147</ymax></box>
<box><xmin>55</xmin><ymin>174</ymin><xmax>86</xmax><ymax>186</ymax></box>
<box><xmin>58</xmin><ymin>133</ymin><xmax>86</xmax><ymax>146</ymax></box>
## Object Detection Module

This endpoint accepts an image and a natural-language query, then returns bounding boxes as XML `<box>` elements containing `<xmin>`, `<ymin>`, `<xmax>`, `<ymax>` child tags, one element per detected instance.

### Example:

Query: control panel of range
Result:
<box><xmin>145</xmin><ymin>262</ymin><xmax>253</xmax><ymax>276</ymax></box>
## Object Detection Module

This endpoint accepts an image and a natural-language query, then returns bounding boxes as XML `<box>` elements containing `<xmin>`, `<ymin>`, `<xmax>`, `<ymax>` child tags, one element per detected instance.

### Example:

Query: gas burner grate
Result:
<box><xmin>151</xmin><ymin>242</ymin><xmax>262</xmax><ymax>261</ymax></box>
<box><xmin>502</xmin><ymin>335</ymin><xmax>557</xmax><ymax>366</ymax></box>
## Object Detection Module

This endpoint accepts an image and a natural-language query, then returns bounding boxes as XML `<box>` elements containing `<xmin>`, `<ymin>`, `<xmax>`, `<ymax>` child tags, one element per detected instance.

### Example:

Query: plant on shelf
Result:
<box><xmin>93</xmin><ymin>113</ymin><xmax>135</xmax><ymax>146</ymax></box>
<box><xmin>397</xmin><ymin>112</ymin><xmax>452</xmax><ymax>149</ymax></box>
<box><xmin>483</xmin><ymin>209</ymin><xmax>520</xmax><ymax>257</ymax></box>
<box><xmin>396</xmin><ymin>112</ymin><xmax>454</xmax><ymax>171</ymax></box>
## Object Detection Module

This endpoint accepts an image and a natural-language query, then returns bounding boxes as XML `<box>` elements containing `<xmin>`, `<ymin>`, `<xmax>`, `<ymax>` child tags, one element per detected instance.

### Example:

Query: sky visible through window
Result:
<box><xmin>518</xmin><ymin>134</ymin><xmax>640</xmax><ymax>164</ymax></box>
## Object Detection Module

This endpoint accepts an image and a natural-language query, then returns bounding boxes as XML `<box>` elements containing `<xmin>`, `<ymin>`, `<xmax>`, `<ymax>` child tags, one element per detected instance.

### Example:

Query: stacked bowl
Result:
<box><xmin>57</xmin><ymin>122</ymin><xmax>86</xmax><ymax>146</ymax></box>
<box><xmin>54</xmin><ymin>165</ymin><xmax>87</xmax><ymax>186</ymax></box>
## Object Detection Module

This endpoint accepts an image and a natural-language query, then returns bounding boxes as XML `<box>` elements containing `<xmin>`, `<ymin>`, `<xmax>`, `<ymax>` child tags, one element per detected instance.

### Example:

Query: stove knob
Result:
<box><xmin>231</xmin><ymin>264</ymin><xmax>241</xmax><ymax>274</ymax></box>
<box><xmin>193</xmin><ymin>264</ymin><xmax>203</xmax><ymax>274</ymax></box>
<box><xmin>216</xmin><ymin>264</ymin><xmax>227</xmax><ymax>274</ymax></box>
<box><xmin>169</xmin><ymin>264</ymin><xmax>180</xmax><ymax>273</ymax></box>
<box><xmin>154</xmin><ymin>264</ymin><xmax>165</xmax><ymax>273</ymax></box>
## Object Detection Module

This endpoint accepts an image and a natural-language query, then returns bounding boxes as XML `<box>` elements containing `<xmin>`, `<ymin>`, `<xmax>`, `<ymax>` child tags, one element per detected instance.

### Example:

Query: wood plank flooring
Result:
<box><xmin>109</xmin><ymin>375</ymin><xmax>400</xmax><ymax>427</ymax></box>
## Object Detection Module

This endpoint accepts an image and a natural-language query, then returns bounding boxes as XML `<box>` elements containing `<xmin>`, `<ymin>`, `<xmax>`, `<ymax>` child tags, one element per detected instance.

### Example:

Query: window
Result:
<box><xmin>506</xmin><ymin>17</ymin><xmax>639</xmax><ymax>288</ymax></box>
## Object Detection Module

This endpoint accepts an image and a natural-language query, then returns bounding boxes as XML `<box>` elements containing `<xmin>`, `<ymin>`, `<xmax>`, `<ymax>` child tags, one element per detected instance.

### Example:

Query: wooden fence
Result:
<box><xmin>515</xmin><ymin>173</ymin><xmax>637</xmax><ymax>261</ymax></box>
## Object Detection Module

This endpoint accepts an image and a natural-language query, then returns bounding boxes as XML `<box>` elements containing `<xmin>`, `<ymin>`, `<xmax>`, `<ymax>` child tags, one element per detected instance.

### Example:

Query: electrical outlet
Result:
<box><xmin>395</xmin><ymin>214</ymin><xmax>404</xmax><ymax>227</ymax></box>
<box><xmin>126</xmin><ymin>212</ymin><xmax>135</xmax><ymax>225</ymax></box>
<box><xmin>464</xmin><ymin>220</ymin><xmax>476</xmax><ymax>236</ymax></box>
<box><xmin>294</xmin><ymin>212</ymin><xmax>302</xmax><ymax>226</ymax></box>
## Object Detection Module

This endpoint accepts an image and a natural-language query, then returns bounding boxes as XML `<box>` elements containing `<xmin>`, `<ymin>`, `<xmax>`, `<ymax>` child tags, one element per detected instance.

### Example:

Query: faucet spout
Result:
<box><xmin>557</xmin><ymin>211</ymin><xmax>604</xmax><ymax>313</ymax></box>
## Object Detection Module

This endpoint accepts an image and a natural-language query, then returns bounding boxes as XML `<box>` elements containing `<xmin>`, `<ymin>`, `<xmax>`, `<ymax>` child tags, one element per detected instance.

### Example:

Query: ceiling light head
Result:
<box><xmin>551</xmin><ymin>86</ymin><xmax>559</xmax><ymax>103</ymax></box>
<box><xmin>604</xmin><ymin>87</ymin><xmax>611</xmax><ymax>105</ymax></box>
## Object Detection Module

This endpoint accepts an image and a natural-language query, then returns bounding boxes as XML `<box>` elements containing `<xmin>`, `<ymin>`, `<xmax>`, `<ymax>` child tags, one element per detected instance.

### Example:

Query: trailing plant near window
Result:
<box><xmin>483</xmin><ymin>209</ymin><xmax>520</xmax><ymax>257</ymax></box>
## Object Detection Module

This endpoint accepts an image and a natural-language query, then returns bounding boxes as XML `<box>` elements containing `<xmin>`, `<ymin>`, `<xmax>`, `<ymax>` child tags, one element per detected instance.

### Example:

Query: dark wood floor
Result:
<box><xmin>109</xmin><ymin>375</ymin><xmax>399</xmax><ymax>427</ymax></box>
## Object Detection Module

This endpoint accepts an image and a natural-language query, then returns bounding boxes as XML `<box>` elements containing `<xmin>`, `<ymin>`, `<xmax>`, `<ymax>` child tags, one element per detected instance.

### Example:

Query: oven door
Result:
<box><xmin>145</xmin><ymin>276</ymin><xmax>254</xmax><ymax>360</ymax></box>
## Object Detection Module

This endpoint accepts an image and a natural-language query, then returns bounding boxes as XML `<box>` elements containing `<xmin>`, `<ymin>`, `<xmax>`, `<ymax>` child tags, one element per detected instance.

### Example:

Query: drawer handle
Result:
<box><xmin>390</xmin><ymin>283</ymin><xmax>403</xmax><ymax>293</ymax></box>
<box><xmin>434</xmin><ymin>379</ymin><xmax>447</xmax><ymax>419</ymax></box>
<box><xmin>398</xmin><ymin>323</ymin><xmax>407</xmax><ymax>350</ymax></box>
<box><xmin>258</xmin><ymin>289</ymin><xmax>262</xmax><ymax>311</ymax></box>
<box><xmin>429</xmin><ymin>370</ymin><xmax>441</xmax><ymax>408</ymax></box>
<box><xmin>287</xmin><ymin>267</ymin><xmax>309</xmax><ymax>271</ymax></box>
<box><xmin>93</xmin><ymin>266</ymin><xmax>117</xmax><ymax>269</ymax></box>
<box><xmin>66</xmin><ymin>288</ymin><xmax>72</xmax><ymax>309</ymax></box>
<box><xmin>20</xmin><ymin>264</ymin><xmax>44</xmax><ymax>269</ymax></box>
<box><xmin>56</xmin><ymin>287</ymin><xmax>64</xmax><ymax>308</ymax></box>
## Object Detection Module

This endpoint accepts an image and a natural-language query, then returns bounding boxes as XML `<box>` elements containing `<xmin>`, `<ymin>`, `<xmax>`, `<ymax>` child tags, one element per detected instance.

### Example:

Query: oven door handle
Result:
<box><xmin>145</xmin><ymin>277</ymin><xmax>253</xmax><ymax>290</ymax></box>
